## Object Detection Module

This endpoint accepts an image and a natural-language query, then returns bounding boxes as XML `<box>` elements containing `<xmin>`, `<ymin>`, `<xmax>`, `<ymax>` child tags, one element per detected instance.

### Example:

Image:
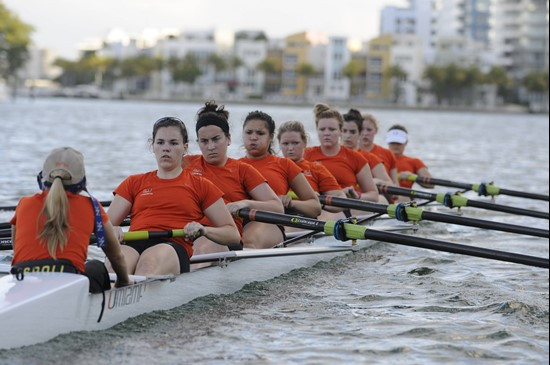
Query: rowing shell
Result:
<box><xmin>0</xmin><ymin>240</ymin><xmax>363</xmax><ymax>348</ymax></box>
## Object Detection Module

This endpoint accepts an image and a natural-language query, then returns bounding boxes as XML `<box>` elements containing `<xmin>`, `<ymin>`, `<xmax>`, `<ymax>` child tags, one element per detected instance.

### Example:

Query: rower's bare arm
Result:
<box><xmin>102</xmin><ymin>221</ymin><xmax>132</xmax><ymax>287</ymax></box>
<box><xmin>243</xmin><ymin>182</ymin><xmax>284</xmax><ymax>213</ymax></box>
<box><xmin>417</xmin><ymin>167</ymin><xmax>434</xmax><ymax>189</ymax></box>
<box><xmin>372</xmin><ymin>163</ymin><xmax>394</xmax><ymax>185</ymax></box>
<box><xmin>107</xmin><ymin>195</ymin><xmax>132</xmax><ymax>226</ymax></box>
<box><xmin>202</xmin><ymin>198</ymin><xmax>241</xmax><ymax>245</ymax></box>
<box><xmin>389</xmin><ymin>168</ymin><xmax>399</xmax><ymax>185</ymax></box>
<box><xmin>288</xmin><ymin>173</ymin><xmax>322</xmax><ymax>218</ymax></box>
<box><xmin>357</xmin><ymin>165</ymin><xmax>379</xmax><ymax>202</ymax></box>
<box><xmin>321</xmin><ymin>189</ymin><xmax>347</xmax><ymax>212</ymax></box>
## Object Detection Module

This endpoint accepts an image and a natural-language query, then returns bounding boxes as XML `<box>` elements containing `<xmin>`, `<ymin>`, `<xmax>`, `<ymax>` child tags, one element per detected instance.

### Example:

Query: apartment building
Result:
<box><xmin>490</xmin><ymin>0</ymin><xmax>549</xmax><ymax>78</ymax></box>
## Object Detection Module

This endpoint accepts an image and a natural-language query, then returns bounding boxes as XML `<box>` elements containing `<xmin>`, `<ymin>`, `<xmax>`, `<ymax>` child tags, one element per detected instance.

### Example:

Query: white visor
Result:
<box><xmin>386</xmin><ymin>129</ymin><xmax>408</xmax><ymax>144</ymax></box>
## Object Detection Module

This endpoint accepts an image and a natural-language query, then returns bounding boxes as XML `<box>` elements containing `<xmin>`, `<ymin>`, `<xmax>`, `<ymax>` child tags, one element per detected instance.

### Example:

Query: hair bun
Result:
<box><xmin>313</xmin><ymin>103</ymin><xmax>331</xmax><ymax>117</ymax></box>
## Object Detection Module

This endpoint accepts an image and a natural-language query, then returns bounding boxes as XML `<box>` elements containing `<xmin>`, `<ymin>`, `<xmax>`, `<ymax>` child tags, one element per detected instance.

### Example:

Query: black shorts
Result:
<box><xmin>124</xmin><ymin>239</ymin><xmax>190</xmax><ymax>273</ymax></box>
<box><xmin>13</xmin><ymin>258</ymin><xmax>110</xmax><ymax>293</ymax></box>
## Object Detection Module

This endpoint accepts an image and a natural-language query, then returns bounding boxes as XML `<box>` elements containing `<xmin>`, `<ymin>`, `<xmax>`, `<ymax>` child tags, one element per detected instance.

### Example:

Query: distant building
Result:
<box><xmin>380</xmin><ymin>0</ymin><xmax>435</xmax><ymax>63</ymax></box>
<box><xmin>490</xmin><ymin>0</ymin><xmax>549</xmax><ymax>79</ymax></box>
<box><xmin>282</xmin><ymin>32</ymin><xmax>327</xmax><ymax>99</ymax></box>
<box><xmin>366</xmin><ymin>35</ymin><xmax>393</xmax><ymax>100</ymax></box>
<box><xmin>23</xmin><ymin>46</ymin><xmax>61</xmax><ymax>80</ymax></box>
<box><xmin>234</xmin><ymin>31</ymin><xmax>268</xmax><ymax>98</ymax></box>
<box><xmin>365</xmin><ymin>34</ymin><xmax>424</xmax><ymax>105</ymax></box>
<box><xmin>324</xmin><ymin>37</ymin><xmax>351</xmax><ymax>101</ymax></box>
<box><xmin>381</xmin><ymin>0</ymin><xmax>492</xmax><ymax>64</ymax></box>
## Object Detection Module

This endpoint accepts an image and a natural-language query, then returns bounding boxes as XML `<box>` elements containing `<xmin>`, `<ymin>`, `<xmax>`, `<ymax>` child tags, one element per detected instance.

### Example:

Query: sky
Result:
<box><xmin>4</xmin><ymin>0</ymin><xmax>408</xmax><ymax>59</ymax></box>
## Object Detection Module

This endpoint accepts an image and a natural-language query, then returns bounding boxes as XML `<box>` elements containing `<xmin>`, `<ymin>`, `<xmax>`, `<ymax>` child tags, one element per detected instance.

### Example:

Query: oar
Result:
<box><xmin>280</xmin><ymin>191</ymin><xmax>457</xmax><ymax>247</ymax></box>
<box><xmin>0</xmin><ymin>200</ymin><xmax>113</xmax><ymax>211</ymax></box>
<box><xmin>319</xmin><ymin>196</ymin><xmax>549</xmax><ymax>238</ymax></box>
<box><xmin>401</xmin><ymin>174</ymin><xmax>550</xmax><ymax>202</ymax></box>
<box><xmin>0</xmin><ymin>228</ymin><xmax>186</xmax><ymax>251</ymax></box>
<box><xmin>236</xmin><ymin>208</ymin><xmax>549</xmax><ymax>269</ymax></box>
<box><xmin>378</xmin><ymin>184</ymin><xmax>549</xmax><ymax>220</ymax></box>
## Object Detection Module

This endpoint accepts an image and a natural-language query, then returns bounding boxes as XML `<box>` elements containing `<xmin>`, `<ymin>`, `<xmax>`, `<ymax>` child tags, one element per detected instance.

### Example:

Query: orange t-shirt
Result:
<box><xmin>395</xmin><ymin>155</ymin><xmax>427</xmax><ymax>188</ymax></box>
<box><xmin>357</xmin><ymin>149</ymin><xmax>384</xmax><ymax>171</ymax></box>
<box><xmin>295</xmin><ymin>159</ymin><xmax>341</xmax><ymax>193</ymax></box>
<box><xmin>185</xmin><ymin>155</ymin><xmax>266</xmax><ymax>234</ymax></box>
<box><xmin>369</xmin><ymin>144</ymin><xmax>397</xmax><ymax>174</ymax></box>
<box><xmin>239</xmin><ymin>154</ymin><xmax>302</xmax><ymax>196</ymax></box>
<box><xmin>10</xmin><ymin>191</ymin><xmax>109</xmax><ymax>273</ymax></box>
<box><xmin>114</xmin><ymin>169</ymin><xmax>223</xmax><ymax>257</ymax></box>
<box><xmin>304</xmin><ymin>146</ymin><xmax>368</xmax><ymax>192</ymax></box>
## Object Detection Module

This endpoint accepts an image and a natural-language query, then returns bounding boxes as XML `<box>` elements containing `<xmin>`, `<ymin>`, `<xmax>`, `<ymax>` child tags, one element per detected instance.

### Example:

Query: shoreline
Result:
<box><xmin>4</xmin><ymin>94</ymin><xmax>548</xmax><ymax>115</ymax></box>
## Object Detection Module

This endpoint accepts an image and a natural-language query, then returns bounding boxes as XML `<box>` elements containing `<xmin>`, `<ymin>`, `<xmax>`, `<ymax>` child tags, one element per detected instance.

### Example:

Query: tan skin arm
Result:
<box><xmin>401</xmin><ymin>167</ymin><xmax>434</xmax><ymax>189</ymax></box>
<box><xmin>107</xmin><ymin>194</ymin><xmax>133</xmax><ymax>241</ymax></box>
<box><xmin>285</xmin><ymin>173</ymin><xmax>322</xmax><ymax>218</ymax></box>
<box><xmin>371</xmin><ymin>162</ymin><xmax>394</xmax><ymax>185</ymax></box>
<box><xmin>320</xmin><ymin>189</ymin><xmax>348</xmax><ymax>213</ymax></box>
<box><xmin>226</xmin><ymin>182</ymin><xmax>284</xmax><ymax>214</ymax></box>
<box><xmin>188</xmin><ymin>198</ymin><xmax>241</xmax><ymax>245</ymax></box>
<box><xmin>389</xmin><ymin>167</ymin><xmax>399</xmax><ymax>185</ymax></box>
<box><xmin>102</xmin><ymin>221</ymin><xmax>132</xmax><ymax>287</ymax></box>
<box><xmin>356</xmin><ymin>164</ymin><xmax>379</xmax><ymax>202</ymax></box>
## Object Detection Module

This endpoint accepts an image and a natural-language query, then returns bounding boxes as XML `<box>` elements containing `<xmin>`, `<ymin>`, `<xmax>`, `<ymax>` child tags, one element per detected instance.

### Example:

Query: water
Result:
<box><xmin>0</xmin><ymin>98</ymin><xmax>548</xmax><ymax>364</ymax></box>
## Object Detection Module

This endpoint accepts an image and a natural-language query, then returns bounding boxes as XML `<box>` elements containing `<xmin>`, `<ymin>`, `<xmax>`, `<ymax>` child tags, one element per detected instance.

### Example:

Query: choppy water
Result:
<box><xmin>0</xmin><ymin>98</ymin><xmax>548</xmax><ymax>364</ymax></box>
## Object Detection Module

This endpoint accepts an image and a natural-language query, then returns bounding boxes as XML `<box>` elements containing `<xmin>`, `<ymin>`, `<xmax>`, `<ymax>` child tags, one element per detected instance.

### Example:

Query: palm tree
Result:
<box><xmin>297</xmin><ymin>63</ymin><xmax>315</xmax><ymax>99</ymax></box>
<box><xmin>343</xmin><ymin>59</ymin><xmax>366</xmax><ymax>99</ymax></box>
<box><xmin>385</xmin><ymin>65</ymin><xmax>408</xmax><ymax>103</ymax></box>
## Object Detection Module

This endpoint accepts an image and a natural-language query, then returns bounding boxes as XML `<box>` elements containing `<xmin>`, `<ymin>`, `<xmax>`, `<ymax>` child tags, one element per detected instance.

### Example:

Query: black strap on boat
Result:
<box><xmin>10</xmin><ymin>266</ymin><xmax>24</xmax><ymax>281</ymax></box>
<box><xmin>97</xmin><ymin>289</ymin><xmax>106</xmax><ymax>323</ymax></box>
<box><xmin>478</xmin><ymin>182</ymin><xmax>492</xmax><ymax>197</ymax></box>
<box><xmin>394</xmin><ymin>203</ymin><xmax>409</xmax><ymax>222</ymax></box>
<box><xmin>333</xmin><ymin>217</ymin><xmax>357</xmax><ymax>243</ymax></box>
<box><xmin>442</xmin><ymin>192</ymin><xmax>455</xmax><ymax>209</ymax></box>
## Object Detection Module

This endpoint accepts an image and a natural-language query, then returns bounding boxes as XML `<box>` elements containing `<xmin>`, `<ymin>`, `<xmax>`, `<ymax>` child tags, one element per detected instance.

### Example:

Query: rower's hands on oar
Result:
<box><xmin>279</xmin><ymin>194</ymin><xmax>293</xmax><ymax>209</ymax></box>
<box><xmin>398</xmin><ymin>171</ymin><xmax>414</xmax><ymax>180</ymax></box>
<box><xmin>183</xmin><ymin>222</ymin><xmax>206</xmax><ymax>241</ymax></box>
<box><xmin>114</xmin><ymin>226</ymin><xmax>124</xmax><ymax>242</ymax></box>
<box><xmin>343</xmin><ymin>187</ymin><xmax>359</xmax><ymax>199</ymax></box>
<box><xmin>226</xmin><ymin>201</ymin><xmax>249</xmax><ymax>217</ymax></box>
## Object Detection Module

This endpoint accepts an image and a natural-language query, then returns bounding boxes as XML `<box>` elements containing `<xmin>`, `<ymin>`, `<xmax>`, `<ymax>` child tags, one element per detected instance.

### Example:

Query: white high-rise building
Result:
<box><xmin>490</xmin><ymin>0</ymin><xmax>549</xmax><ymax>78</ymax></box>
<box><xmin>381</xmin><ymin>0</ymin><xmax>492</xmax><ymax>64</ymax></box>
<box><xmin>234</xmin><ymin>31</ymin><xmax>268</xmax><ymax>97</ymax></box>
<box><xmin>380</xmin><ymin>0</ymin><xmax>434</xmax><ymax>62</ymax></box>
<box><xmin>324</xmin><ymin>36</ymin><xmax>350</xmax><ymax>100</ymax></box>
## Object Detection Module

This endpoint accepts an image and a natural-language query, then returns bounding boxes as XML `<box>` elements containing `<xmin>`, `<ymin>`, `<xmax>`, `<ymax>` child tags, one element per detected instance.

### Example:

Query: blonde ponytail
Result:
<box><xmin>38</xmin><ymin>173</ymin><xmax>70</xmax><ymax>258</ymax></box>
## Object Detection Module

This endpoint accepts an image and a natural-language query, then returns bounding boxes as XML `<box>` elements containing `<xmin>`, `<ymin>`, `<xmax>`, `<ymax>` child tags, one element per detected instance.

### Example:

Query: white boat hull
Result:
<box><xmin>0</xmin><ymin>238</ymin><xmax>372</xmax><ymax>349</ymax></box>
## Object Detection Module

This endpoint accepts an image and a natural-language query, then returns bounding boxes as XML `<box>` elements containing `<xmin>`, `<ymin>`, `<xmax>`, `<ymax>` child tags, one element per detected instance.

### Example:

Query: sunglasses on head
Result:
<box><xmin>154</xmin><ymin>117</ymin><xmax>186</xmax><ymax>128</ymax></box>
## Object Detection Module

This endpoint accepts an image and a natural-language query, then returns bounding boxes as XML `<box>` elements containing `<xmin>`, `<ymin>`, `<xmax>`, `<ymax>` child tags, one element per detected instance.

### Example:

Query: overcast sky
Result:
<box><xmin>4</xmin><ymin>0</ymin><xmax>408</xmax><ymax>59</ymax></box>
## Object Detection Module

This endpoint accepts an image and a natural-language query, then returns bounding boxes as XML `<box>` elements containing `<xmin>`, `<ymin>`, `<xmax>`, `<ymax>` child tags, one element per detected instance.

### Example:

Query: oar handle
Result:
<box><xmin>123</xmin><ymin>229</ymin><xmax>185</xmax><ymax>241</ymax></box>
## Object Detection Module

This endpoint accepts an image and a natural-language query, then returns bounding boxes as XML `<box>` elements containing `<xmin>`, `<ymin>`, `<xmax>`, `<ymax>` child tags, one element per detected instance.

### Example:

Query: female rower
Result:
<box><xmin>359</xmin><ymin>113</ymin><xmax>399</xmax><ymax>185</ymax></box>
<box><xmin>10</xmin><ymin>147</ymin><xmax>131</xmax><ymax>292</ymax></box>
<box><xmin>342</xmin><ymin>108</ymin><xmax>394</xmax><ymax>186</ymax></box>
<box><xmin>277</xmin><ymin>120</ymin><xmax>349</xmax><ymax>218</ymax></box>
<box><xmin>239</xmin><ymin>110</ymin><xmax>321</xmax><ymax>245</ymax></box>
<box><xmin>185</xmin><ymin>102</ymin><xmax>284</xmax><ymax>253</ymax></box>
<box><xmin>108</xmin><ymin>117</ymin><xmax>240</xmax><ymax>276</ymax></box>
<box><xmin>304</xmin><ymin>103</ymin><xmax>380</xmax><ymax>203</ymax></box>
<box><xmin>386</xmin><ymin>124</ymin><xmax>433</xmax><ymax>189</ymax></box>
